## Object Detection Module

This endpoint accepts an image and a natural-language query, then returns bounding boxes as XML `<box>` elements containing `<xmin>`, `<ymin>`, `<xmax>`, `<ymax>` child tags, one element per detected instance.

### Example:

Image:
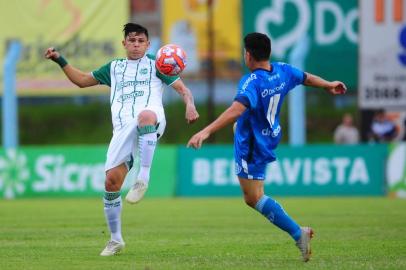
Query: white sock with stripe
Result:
<box><xmin>103</xmin><ymin>191</ymin><xmax>123</xmax><ymax>243</ymax></box>
<box><xmin>137</xmin><ymin>125</ymin><xmax>157</xmax><ymax>185</ymax></box>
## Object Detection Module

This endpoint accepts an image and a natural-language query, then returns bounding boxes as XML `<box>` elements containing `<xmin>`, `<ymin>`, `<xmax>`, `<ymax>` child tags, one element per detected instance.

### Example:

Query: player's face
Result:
<box><xmin>123</xmin><ymin>32</ymin><xmax>150</xmax><ymax>60</ymax></box>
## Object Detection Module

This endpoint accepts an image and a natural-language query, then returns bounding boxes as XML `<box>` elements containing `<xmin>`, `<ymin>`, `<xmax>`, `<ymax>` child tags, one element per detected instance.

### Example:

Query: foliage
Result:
<box><xmin>14</xmin><ymin>92</ymin><xmax>357</xmax><ymax>145</ymax></box>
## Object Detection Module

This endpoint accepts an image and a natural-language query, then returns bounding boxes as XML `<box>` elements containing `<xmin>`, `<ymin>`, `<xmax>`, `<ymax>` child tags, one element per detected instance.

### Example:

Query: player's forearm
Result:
<box><xmin>171</xmin><ymin>80</ymin><xmax>196</xmax><ymax>107</ymax></box>
<box><xmin>61</xmin><ymin>65</ymin><xmax>95</xmax><ymax>88</ymax></box>
<box><xmin>304</xmin><ymin>73</ymin><xmax>331</xmax><ymax>89</ymax></box>
<box><xmin>48</xmin><ymin>52</ymin><xmax>96</xmax><ymax>88</ymax></box>
<box><xmin>179</xmin><ymin>86</ymin><xmax>195</xmax><ymax>107</ymax></box>
<box><xmin>204</xmin><ymin>105</ymin><xmax>243</xmax><ymax>135</ymax></box>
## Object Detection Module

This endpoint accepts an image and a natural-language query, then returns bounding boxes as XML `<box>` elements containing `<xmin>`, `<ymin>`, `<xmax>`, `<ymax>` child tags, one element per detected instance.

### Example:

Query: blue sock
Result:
<box><xmin>255</xmin><ymin>195</ymin><xmax>301</xmax><ymax>241</ymax></box>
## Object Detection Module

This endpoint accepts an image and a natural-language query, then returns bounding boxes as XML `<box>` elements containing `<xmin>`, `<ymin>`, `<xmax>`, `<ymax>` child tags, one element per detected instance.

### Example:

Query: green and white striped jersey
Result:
<box><xmin>92</xmin><ymin>54</ymin><xmax>179</xmax><ymax>129</ymax></box>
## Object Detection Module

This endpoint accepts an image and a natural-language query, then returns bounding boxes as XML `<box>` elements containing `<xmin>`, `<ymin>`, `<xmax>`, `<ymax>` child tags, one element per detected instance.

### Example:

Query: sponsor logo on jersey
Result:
<box><xmin>262</xmin><ymin>125</ymin><xmax>281</xmax><ymax>137</ymax></box>
<box><xmin>268</xmin><ymin>73</ymin><xmax>280</xmax><ymax>81</ymax></box>
<box><xmin>139</xmin><ymin>68</ymin><xmax>149</xmax><ymax>75</ymax></box>
<box><xmin>241</xmin><ymin>74</ymin><xmax>257</xmax><ymax>91</ymax></box>
<box><xmin>117</xmin><ymin>91</ymin><xmax>145</xmax><ymax>103</ymax></box>
<box><xmin>261</xmin><ymin>82</ymin><xmax>286</xmax><ymax>98</ymax></box>
<box><xmin>117</xmin><ymin>80</ymin><xmax>150</xmax><ymax>91</ymax></box>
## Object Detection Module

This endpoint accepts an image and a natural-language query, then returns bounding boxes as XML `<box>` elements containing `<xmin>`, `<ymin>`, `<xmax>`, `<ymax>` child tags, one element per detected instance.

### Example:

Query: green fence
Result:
<box><xmin>0</xmin><ymin>144</ymin><xmax>389</xmax><ymax>198</ymax></box>
<box><xmin>178</xmin><ymin>144</ymin><xmax>387</xmax><ymax>196</ymax></box>
<box><xmin>0</xmin><ymin>145</ymin><xmax>176</xmax><ymax>199</ymax></box>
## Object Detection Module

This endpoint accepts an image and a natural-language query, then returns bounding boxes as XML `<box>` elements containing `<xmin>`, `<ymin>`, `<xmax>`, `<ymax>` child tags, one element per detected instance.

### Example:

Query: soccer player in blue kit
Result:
<box><xmin>187</xmin><ymin>32</ymin><xmax>346</xmax><ymax>262</ymax></box>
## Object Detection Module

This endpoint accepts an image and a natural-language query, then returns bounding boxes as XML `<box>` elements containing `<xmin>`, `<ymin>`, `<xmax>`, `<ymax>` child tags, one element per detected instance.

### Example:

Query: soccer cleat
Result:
<box><xmin>100</xmin><ymin>240</ymin><xmax>125</xmax><ymax>256</ymax></box>
<box><xmin>295</xmin><ymin>227</ymin><xmax>314</xmax><ymax>262</ymax></box>
<box><xmin>125</xmin><ymin>181</ymin><xmax>148</xmax><ymax>204</ymax></box>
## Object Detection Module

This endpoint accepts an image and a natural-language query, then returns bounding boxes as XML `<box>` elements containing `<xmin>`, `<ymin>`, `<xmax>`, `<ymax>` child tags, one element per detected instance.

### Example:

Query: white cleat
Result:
<box><xmin>100</xmin><ymin>240</ymin><xmax>125</xmax><ymax>256</ymax></box>
<box><xmin>125</xmin><ymin>181</ymin><xmax>148</xmax><ymax>204</ymax></box>
<box><xmin>295</xmin><ymin>227</ymin><xmax>314</xmax><ymax>262</ymax></box>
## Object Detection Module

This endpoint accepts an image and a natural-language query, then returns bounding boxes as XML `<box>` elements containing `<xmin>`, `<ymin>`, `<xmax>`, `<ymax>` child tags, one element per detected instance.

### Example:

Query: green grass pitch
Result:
<box><xmin>1</xmin><ymin>197</ymin><xmax>406</xmax><ymax>270</ymax></box>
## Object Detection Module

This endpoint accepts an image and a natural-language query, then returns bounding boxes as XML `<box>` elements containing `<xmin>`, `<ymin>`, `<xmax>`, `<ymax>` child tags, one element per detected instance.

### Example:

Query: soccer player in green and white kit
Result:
<box><xmin>45</xmin><ymin>23</ymin><xmax>199</xmax><ymax>256</ymax></box>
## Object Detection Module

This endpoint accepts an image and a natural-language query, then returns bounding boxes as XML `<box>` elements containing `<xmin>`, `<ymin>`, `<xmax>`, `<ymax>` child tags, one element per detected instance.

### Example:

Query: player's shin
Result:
<box><xmin>136</xmin><ymin>125</ymin><xmax>157</xmax><ymax>184</ymax></box>
<box><xmin>255</xmin><ymin>195</ymin><xmax>302</xmax><ymax>241</ymax></box>
<box><xmin>103</xmin><ymin>191</ymin><xmax>123</xmax><ymax>243</ymax></box>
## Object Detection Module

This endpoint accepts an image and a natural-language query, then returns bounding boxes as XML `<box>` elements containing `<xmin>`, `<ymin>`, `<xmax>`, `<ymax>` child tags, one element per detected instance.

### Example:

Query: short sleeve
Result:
<box><xmin>156</xmin><ymin>69</ymin><xmax>180</xmax><ymax>86</ymax></box>
<box><xmin>234</xmin><ymin>74</ymin><xmax>258</xmax><ymax>109</ymax></box>
<box><xmin>283</xmin><ymin>63</ymin><xmax>306</xmax><ymax>88</ymax></box>
<box><xmin>91</xmin><ymin>62</ymin><xmax>111</xmax><ymax>86</ymax></box>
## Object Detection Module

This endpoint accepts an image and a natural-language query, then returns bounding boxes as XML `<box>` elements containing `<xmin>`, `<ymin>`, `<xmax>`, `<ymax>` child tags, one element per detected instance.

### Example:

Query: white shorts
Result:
<box><xmin>105</xmin><ymin>106</ymin><xmax>166</xmax><ymax>172</ymax></box>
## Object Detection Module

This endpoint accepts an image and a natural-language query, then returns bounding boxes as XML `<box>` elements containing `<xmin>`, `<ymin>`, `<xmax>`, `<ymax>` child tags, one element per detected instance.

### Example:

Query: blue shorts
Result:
<box><xmin>235</xmin><ymin>157</ymin><xmax>266</xmax><ymax>180</ymax></box>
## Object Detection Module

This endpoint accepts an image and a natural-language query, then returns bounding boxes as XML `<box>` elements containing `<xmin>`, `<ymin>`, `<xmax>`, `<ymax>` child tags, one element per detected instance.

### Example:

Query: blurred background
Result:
<box><xmin>0</xmin><ymin>0</ymin><xmax>405</xmax><ymax>199</ymax></box>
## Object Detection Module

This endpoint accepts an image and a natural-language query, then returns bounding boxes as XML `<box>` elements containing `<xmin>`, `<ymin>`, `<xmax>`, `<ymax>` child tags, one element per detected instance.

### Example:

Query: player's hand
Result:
<box><xmin>185</xmin><ymin>103</ymin><xmax>199</xmax><ymax>124</ymax></box>
<box><xmin>325</xmin><ymin>81</ymin><xmax>347</xmax><ymax>95</ymax></box>
<box><xmin>44</xmin><ymin>47</ymin><xmax>60</xmax><ymax>60</ymax></box>
<box><xmin>187</xmin><ymin>130</ymin><xmax>210</xmax><ymax>149</ymax></box>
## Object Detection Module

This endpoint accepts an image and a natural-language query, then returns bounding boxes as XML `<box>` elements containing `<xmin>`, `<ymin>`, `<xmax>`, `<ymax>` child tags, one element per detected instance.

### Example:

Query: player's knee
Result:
<box><xmin>105</xmin><ymin>172</ymin><xmax>121</xmax><ymax>191</ymax></box>
<box><xmin>138</xmin><ymin>110</ymin><xmax>157</xmax><ymax>127</ymax></box>
<box><xmin>243</xmin><ymin>194</ymin><xmax>258</xmax><ymax>208</ymax></box>
<box><xmin>243</xmin><ymin>196</ymin><xmax>254</xmax><ymax>208</ymax></box>
<box><xmin>243</xmin><ymin>192</ymin><xmax>263</xmax><ymax>208</ymax></box>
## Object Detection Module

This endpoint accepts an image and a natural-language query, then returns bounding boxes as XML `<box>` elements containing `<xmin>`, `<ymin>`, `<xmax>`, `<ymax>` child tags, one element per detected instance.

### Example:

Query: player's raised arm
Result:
<box><xmin>303</xmin><ymin>72</ymin><xmax>347</xmax><ymax>95</ymax></box>
<box><xmin>170</xmin><ymin>79</ymin><xmax>199</xmax><ymax>124</ymax></box>
<box><xmin>187</xmin><ymin>101</ymin><xmax>247</xmax><ymax>149</ymax></box>
<box><xmin>44</xmin><ymin>47</ymin><xmax>98</xmax><ymax>88</ymax></box>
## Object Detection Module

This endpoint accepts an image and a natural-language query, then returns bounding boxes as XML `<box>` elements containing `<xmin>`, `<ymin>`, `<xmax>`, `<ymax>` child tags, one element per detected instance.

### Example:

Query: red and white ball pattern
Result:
<box><xmin>155</xmin><ymin>44</ymin><xmax>187</xmax><ymax>76</ymax></box>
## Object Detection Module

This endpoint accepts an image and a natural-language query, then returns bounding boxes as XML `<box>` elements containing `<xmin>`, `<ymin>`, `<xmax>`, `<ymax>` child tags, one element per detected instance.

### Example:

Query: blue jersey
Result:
<box><xmin>234</xmin><ymin>62</ymin><xmax>306</xmax><ymax>166</ymax></box>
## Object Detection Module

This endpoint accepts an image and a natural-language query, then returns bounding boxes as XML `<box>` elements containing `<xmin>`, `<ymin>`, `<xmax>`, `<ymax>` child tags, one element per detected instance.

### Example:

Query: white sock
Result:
<box><xmin>103</xmin><ymin>192</ymin><xmax>123</xmax><ymax>243</ymax></box>
<box><xmin>137</xmin><ymin>131</ymin><xmax>157</xmax><ymax>184</ymax></box>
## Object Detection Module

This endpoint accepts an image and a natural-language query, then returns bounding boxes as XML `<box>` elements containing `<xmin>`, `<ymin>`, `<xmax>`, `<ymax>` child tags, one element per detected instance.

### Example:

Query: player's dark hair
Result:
<box><xmin>244</xmin><ymin>33</ymin><xmax>271</xmax><ymax>61</ymax></box>
<box><xmin>123</xmin><ymin>23</ymin><xmax>149</xmax><ymax>39</ymax></box>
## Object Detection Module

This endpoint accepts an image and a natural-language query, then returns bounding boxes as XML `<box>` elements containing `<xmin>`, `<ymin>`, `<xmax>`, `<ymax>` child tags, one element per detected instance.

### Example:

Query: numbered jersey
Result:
<box><xmin>91</xmin><ymin>54</ymin><xmax>179</xmax><ymax>130</ymax></box>
<box><xmin>234</xmin><ymin>62</ymin><xmax>306</xmax><ymax>164</ymax></box>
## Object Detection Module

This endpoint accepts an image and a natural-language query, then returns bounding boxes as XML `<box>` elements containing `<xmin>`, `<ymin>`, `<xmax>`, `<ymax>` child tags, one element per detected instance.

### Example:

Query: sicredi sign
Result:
<box><xmin>0</xmin><ymin>146</ymin><xmax>177</xmax><ymax>199</ymax></box>
<box><xmin>0</xmin><ymin>148</ymin><xmax>106</xmax><ymax>199</ymax></box>
<box><xmin>178</xmin><ymin>145</ymin><xmax>386</xmax><ymax>196</ymax></box>
<box><xmin>32</xmin><ymin>155</ymin><xmax>105</xmax><ymax>193</ymax></box>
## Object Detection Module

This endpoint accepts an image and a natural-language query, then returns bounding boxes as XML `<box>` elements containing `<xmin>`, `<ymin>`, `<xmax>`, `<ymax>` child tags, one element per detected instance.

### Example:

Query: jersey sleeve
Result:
<box><xmin>234</xmin><ymin>75</ymin><xmax>258</xmax><ymax>109</ymax></box>
<box><xmin>283</xmin><ymin>63</ymin><xmax>306</xmax><ymax>89</ymax></box>
<box><xmin>156</xmin><ymin>69</ymin><xmax>180</xmax><ymax>86</ymax></box>
<box><xmin>91</xmin><ymin>61</ymin><xmax>112</xmax><ymax>86</ymax></box>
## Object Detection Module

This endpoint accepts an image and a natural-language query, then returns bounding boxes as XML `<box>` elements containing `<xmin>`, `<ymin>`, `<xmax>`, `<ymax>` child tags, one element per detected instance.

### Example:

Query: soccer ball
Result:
<box><xmin>155</xmin><ymin>44</ymin><xmax>187</xmax><ymax>76</ymax></box>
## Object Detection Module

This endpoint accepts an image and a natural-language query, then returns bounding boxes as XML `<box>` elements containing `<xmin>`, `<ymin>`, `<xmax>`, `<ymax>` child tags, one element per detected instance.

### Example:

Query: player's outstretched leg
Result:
<box><xmin>101</xmin><ymin>191</ymin><xmax>125</xmax><ymax>256</ymax></box>
<box><xmin>126</xmin><ymin>125</ymin><xmax>157</xmax><ymax>204</ymax></box>
<box><xmin>239</xmin><ymin>177</ymin><xmax>313</xmax><ymax>261</ymax></box>
<box><xmin>254</xmin><ymin>195</ymin><xmax>302</xmax><ymax>240</ymax></box>
<box><xmin>255</xmin><ymin>195</ymin><xmax>315</xmax><ymax>262</ymax></box>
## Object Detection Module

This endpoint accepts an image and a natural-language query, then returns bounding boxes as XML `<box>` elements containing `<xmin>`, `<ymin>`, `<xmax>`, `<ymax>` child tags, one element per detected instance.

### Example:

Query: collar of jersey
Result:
<box><xmin>252</xmin><ymin>65</ymin><xmax>274</xmax><ymax>74</ymax></box>
<box><xmin>126</xmin><ymin>55</ymin><xmax>145</xmax><ymax>63</ymax></box>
